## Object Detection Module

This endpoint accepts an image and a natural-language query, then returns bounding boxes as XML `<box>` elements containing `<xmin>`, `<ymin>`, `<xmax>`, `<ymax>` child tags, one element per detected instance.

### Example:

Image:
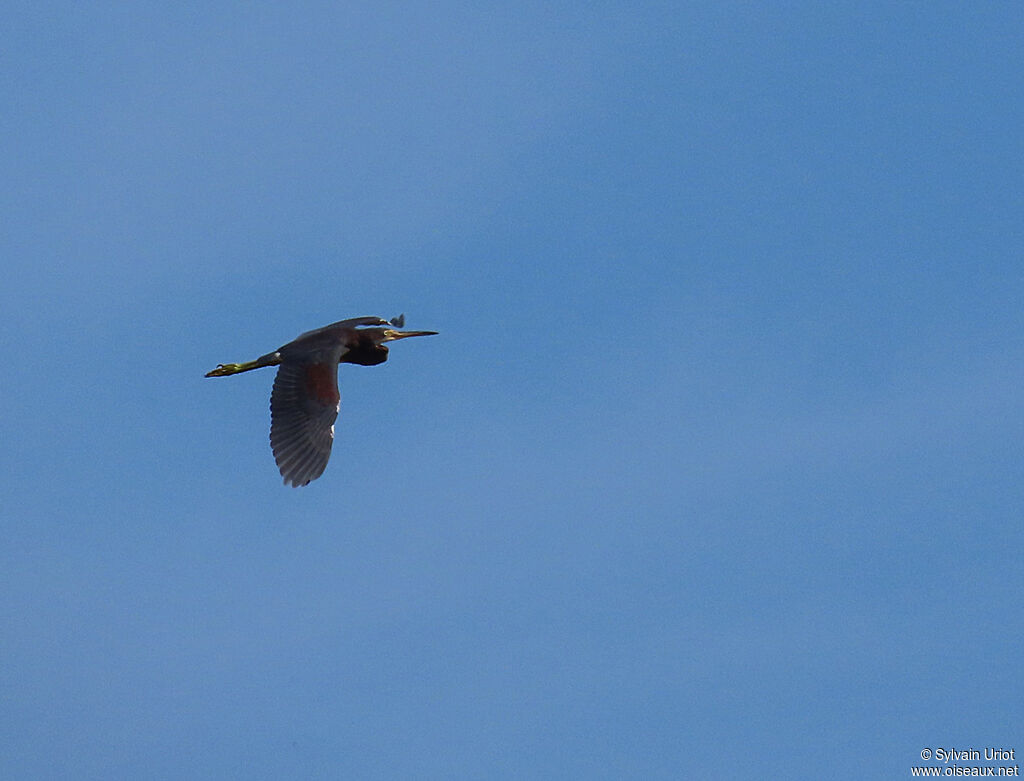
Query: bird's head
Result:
<box><xmin>341</xmin><ymin>323</ymin><xmax>438</xmax><ymax>366</ymax></box>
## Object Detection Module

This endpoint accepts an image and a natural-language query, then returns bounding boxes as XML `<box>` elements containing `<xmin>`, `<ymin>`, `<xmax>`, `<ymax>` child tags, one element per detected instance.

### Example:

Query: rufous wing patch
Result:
<box><xmin>304</xmin><ymin>363</ymin><xmax>340</xmax><ymax>406</ymax></box>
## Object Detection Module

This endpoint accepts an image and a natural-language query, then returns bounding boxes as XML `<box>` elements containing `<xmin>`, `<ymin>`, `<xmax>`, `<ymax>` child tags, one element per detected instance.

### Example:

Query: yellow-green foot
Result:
<box><xmin>205</xmin><ymin>362</ymin><xmax>247</xmax><ymax>377</ymax></box>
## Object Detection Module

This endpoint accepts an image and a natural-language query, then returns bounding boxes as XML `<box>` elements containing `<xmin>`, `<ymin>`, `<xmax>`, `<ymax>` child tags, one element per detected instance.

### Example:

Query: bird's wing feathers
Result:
<box><xmin>292</xmin><ymin>316</ymin><xmax>389</xmax><ymax>343</ymax></box>
<box><xmin>270</xmin><ymin>358</ymin><xmax>342</xmax><ymax>487</ymax></box>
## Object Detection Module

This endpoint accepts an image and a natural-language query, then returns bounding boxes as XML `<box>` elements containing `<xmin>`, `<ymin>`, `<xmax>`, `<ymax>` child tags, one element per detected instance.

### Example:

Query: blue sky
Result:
<box><xmin>2</xmin><ymin>2</ymin><xmax>1022</xmax><ymax>778</ymax></box>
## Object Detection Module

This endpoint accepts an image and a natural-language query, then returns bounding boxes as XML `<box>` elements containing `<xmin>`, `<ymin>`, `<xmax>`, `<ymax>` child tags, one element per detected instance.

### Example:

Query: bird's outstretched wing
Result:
<box><xmin>269</xmin><ymin>359</ymin><xmax>341</xmax><ymax>487</ymax></box>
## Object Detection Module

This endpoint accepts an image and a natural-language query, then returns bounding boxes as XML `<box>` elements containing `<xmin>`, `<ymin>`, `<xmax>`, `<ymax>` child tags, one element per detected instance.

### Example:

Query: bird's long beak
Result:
<box><xmin>382</xmin><ymin>329</ymin><xmax>439</xmax><ymax>342</ymax></box>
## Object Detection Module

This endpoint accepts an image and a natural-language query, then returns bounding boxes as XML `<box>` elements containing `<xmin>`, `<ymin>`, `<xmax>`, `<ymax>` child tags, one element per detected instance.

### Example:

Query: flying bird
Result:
<box><xmin>206</xmin><ymin>315</ymin><xmax>437</xmax><ymax>486</ymax></box>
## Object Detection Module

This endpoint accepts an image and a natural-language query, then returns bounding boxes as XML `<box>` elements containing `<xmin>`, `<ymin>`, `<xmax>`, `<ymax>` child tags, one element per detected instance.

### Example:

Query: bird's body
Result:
<box><xmin>206</xmin><ymin>315</ymin><xmax>436</xmax><ymax>486</ymax></box>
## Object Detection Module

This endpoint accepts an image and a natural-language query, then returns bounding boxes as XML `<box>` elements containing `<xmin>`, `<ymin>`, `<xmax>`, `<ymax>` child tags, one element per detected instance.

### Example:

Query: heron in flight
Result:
<box><xmin>206</xmin><ymin>315</ymin><xmax>437</xmax><ymax>486</ymax></box>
